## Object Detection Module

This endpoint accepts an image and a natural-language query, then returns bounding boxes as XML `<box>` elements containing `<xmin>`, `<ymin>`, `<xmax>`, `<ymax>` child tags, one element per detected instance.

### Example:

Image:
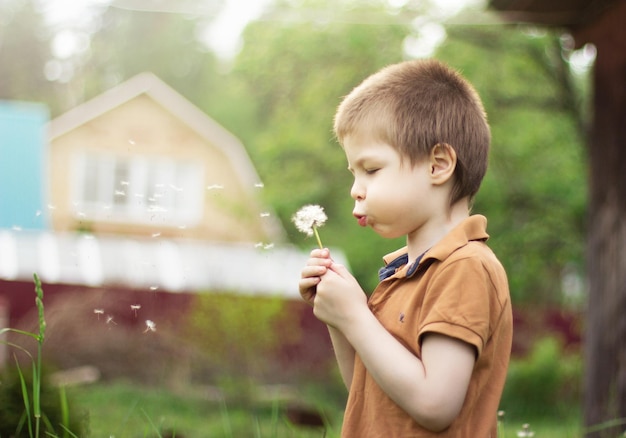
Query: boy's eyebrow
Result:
<box><xmin>347</xmin><ymin>154</ymin><xmax>383</xmax><ymax>170</ymax></box>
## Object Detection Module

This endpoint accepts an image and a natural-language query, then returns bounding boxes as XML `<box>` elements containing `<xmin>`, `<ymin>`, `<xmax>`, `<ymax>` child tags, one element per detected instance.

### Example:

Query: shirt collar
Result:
<box><xmin>379</xmin><ymin>215</ymin><xmax>489</xmax><ymax>280</ymax></box>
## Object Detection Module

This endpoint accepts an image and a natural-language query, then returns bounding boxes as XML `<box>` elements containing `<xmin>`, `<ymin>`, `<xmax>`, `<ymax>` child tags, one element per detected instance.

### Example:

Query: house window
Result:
<box><xmin>73</xmin><ymin>152</ymin><xmax>203</xmax><ymax>226</ymax></box>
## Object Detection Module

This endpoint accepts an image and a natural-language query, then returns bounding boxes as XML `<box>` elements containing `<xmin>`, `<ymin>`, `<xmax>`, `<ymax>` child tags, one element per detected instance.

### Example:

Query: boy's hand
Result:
<box><xmin>299</xmin><ymin>248</ymin><xmax>332</xmax><ymax>306</ymax></box>
<box><xmin>313</xmin><ymin>261</ymin><xmax>368</xmax><ymax>331</ymax></box>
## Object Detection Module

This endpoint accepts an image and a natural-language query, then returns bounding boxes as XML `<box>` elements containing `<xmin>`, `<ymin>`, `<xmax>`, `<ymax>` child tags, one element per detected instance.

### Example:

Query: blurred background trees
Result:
<box><xmin>1</xmin><ymin>0</ymin><xmax>592</xmax><ymax>429</ymax></box>
<box><xmin>0</xmin><ymin>0</ymin><xmax>589</xmax><ymax>307</ymax></box>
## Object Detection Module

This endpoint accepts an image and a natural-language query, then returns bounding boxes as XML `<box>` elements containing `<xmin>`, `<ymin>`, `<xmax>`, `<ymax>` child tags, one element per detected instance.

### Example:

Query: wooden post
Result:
<box><xmin>574</xmin><ymin>1</ymin><xmax>626</xmax><ymax>436</ymax></box>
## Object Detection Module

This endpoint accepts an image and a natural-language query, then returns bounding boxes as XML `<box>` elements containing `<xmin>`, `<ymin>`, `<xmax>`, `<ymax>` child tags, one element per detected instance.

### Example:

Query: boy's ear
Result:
<box><xmin>428</xmin><ymin>143</ymin><xmax>457</xmax><ymax>185</ymax></box>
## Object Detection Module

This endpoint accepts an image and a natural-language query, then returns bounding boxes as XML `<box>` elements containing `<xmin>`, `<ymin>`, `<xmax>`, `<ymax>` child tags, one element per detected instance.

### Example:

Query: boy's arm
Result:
<box><xmin>316</xmin><ymin>262</ymin><xmax>476</xmax><ymax>432</ymax></box>
<box><xmin>328</xmin><ymin>326</ymin><xmax>355</xmax><ymax>389</ymax></box>
<box><xmin>299</xmin><ymin>248</ymin><xmax>356</xmax><ymax>389</ymax></box>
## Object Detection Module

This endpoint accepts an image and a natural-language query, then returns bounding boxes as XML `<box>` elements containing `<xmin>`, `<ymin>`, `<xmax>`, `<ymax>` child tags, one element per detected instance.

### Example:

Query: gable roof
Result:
<box><xmin>48</xmin><ymin>72</ymin><xmax>285</xmax><ymax>241</ymax></box>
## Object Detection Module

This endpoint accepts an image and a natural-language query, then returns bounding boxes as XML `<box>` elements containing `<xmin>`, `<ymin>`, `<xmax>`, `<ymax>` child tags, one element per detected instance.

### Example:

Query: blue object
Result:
<box><xmin>0</xmin><ymin>100</ymin><xmax>49</xmax><ymax>230</ymax></box>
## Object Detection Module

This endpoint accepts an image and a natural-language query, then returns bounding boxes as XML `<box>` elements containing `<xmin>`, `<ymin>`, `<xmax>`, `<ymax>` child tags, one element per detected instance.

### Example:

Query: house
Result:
<box><xmin>0</xmin><ymin>100</ymin><xmax>49</xmax><ymax>231</ymax></box>
<box><xmin>47</xmin><ymin>72</ymin><xmax>285</xmax><ymax>242</ymax></box>
<box><xmin>0</xmin><ymin>74</ymin><xmax>347</xmax><ymax>327</ymax></box>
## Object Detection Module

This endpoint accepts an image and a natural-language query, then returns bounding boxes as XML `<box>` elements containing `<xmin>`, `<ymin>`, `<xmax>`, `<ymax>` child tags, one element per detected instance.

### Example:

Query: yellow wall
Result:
<box><xmin>48</xmin><ymin>95</ymin><xmax>273</xmax><ymax>243</ymax></box>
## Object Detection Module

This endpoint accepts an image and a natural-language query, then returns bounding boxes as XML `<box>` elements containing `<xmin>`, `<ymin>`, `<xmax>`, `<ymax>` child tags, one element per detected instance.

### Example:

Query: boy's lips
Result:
<box><xmin>354</xmin><ymin>213</ymin><xmax>368</xmax><ymax>227</ymax></box>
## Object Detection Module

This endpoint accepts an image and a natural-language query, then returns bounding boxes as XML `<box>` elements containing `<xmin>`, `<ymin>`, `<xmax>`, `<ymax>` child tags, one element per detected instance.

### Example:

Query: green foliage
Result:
<box><xmin>0</xmin><ymin>275</ymin><xmax>87</xmax><ymax>437</ymax></box>
<box><xmin>0</xmin><ymin>365</ymin><xmax>88</xmax><ymax>437</ymax></box>
<box><xmin>183</xmin><ymin>293</ymin><xmax>300</xmax><ymax>383</ymax></box>
<box><xmin>0</xmin><ymin>0</ymin><xmax>58</xmax><ymax>110</ymax></box>
<box><xmin>226</xmin><ymin>14</ymin><xmax>409</xmax><ymax>291</ymax></box>
<box><xmin>500</xmin><ymin>337</ymin><xmax>582</xmax><ymax>420</ymax></box>
<box><xmin>435</xmin><ymin>27</ymin><xmax>587</xmax><ymax>304</ymax></box>
<box><xmin>71</xmin><ymin>380</ymin><xmax>341</xmax><ymax>437</ymax></box>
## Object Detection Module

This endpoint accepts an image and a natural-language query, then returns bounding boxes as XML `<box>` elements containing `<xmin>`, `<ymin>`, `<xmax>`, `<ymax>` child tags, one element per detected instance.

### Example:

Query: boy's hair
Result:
<box><xmin>334</xmin><ymin>59</ymin><xmax>490</xmax><ymax>206</ymax></box>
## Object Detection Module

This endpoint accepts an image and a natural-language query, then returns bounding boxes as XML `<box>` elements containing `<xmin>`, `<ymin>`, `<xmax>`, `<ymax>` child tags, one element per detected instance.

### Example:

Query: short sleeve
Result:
<box><xmin>417</xmin><ymin>256</ymin><xmax>491</xmax><ymax>356</ymax></box>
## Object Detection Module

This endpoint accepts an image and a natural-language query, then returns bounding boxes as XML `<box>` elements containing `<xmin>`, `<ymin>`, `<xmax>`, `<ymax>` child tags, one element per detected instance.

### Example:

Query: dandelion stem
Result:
<box><xmin>313</xmin><ymin>226</ymin><xmax>323</xmax><ymax>249</ymax></box>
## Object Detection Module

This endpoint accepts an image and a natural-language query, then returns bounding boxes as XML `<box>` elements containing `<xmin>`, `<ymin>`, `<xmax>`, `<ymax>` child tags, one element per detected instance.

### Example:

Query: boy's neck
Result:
<box><xmin>406</xmin><ymin>199</ymin><xmax>470</xmax><ymax>264</ymax></box>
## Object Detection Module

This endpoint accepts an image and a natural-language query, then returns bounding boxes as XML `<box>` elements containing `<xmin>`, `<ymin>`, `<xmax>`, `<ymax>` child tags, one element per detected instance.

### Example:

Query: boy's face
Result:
<box><xmin>344</xmin><ymin>130</ymin><xmax>441</xmax><ymax>240</ymax></box>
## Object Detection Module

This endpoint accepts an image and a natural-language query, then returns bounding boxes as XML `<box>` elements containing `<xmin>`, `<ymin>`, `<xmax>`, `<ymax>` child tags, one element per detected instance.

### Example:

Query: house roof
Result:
<box><xmin>0</xmin><ymin>229</ymin><xmax>348</xmax><ymax>298</ymax></box>
<box><xmin>48</xmin><ymin>72</ymin><xmax>286</xmax><ymax>242</ymax></box>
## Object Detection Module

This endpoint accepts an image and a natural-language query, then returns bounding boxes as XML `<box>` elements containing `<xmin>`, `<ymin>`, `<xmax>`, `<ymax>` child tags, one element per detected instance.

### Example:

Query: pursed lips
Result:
<box><xmin>353</xmin><ymin>212</ymin><xmax>368</xmax><ymax>227</ymax></box>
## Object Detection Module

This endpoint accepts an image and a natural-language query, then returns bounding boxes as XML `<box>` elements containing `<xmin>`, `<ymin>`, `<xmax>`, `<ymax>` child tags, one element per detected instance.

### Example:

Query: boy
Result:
<box><xmin>299</xmin><ymin>59</ymin><xmax>512</xmax><ymax>437</ymax></box>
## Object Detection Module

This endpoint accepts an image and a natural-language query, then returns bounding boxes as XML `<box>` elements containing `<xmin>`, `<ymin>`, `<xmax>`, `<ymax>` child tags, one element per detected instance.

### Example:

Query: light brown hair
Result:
<box><xmin>334</xmin><ymin>59</ymin><xmax>490</xmax><ymax>206</ymax></box>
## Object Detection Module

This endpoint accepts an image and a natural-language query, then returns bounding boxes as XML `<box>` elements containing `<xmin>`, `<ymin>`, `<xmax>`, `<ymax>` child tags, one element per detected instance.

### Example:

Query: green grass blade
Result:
<box><xmin>58</xmin><ymin>424</ymin><xmax>79</xmax><ymax>438</ymax></box>
<box><xmin>0</xmin><ymin>327</ymin><xmax>40</xmax><ymax>340</ymax></box>
<box><xmin>140</xmin><ymin>408</ymin><xmax>162</xmax><ymax>438</ymax></box>
<box><xmin>59</xmin><ymin>385</ymin><xmax>70</xmax><ymax>438</ymax></box>
<box><xmin>15</xmin><ymin>358</ymin><xmax>34</xmax><ymax>438</ymax></box>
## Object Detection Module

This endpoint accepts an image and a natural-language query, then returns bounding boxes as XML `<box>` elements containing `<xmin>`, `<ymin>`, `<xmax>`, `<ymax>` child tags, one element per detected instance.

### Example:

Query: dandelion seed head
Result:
<box><xmin>292</xmin><ymin>204</ymin><xmax>327</xmax><ymax>237</ymax></box>
<box><xmin>144</xmin><ymin>320</ymin><xmax>156</xmax><ymax>332</ymax></box>
<box><xmin>94</xmin><ymin>308</ymin><xmax>104</xmax><ymax>315</ymax></box>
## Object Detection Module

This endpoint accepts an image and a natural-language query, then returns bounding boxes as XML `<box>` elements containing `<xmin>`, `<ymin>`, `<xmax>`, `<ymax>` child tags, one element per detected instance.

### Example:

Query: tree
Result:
<box><xmin>227</xmin><ymin>8</ymin><xmax>409</xmax><ymax>290</ymax></box>
<box><xmin>74</xmin><ymin>4</ymin><xmax>221</xmax><ymax>113</ymax></box>
<box><xmin>437</xmin><ymin>26</ymin><xmax>587</xmax><ymax>305</ymax></box>
<box><xmin>0</xmin><ymin>0</ymin><xmax>57</xmax><ymax>110</ymax></box>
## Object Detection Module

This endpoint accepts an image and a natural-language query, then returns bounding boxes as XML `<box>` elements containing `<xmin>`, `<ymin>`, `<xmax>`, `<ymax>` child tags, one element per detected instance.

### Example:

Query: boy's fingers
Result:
<box><xmin>310</xmin><ymin>248</ymin><xmax>331</xmax><ymax>258</ymax></box>
<box><xmin>301</xmin><ymin>265</ymin><xmax>327</xmax><ymax>277</ymax></box>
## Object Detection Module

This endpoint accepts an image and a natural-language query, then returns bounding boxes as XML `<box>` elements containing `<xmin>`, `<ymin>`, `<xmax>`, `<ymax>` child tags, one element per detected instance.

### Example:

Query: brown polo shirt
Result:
<box><xmin>341</xmin><ymin>215</ymin><xmax>513</xmax><ymax>437</ymax></box>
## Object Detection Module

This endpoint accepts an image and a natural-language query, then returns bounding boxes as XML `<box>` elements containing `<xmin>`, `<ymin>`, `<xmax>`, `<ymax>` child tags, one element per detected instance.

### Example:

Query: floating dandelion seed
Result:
<box><xmin>106</xmin><ymin>315</ymin><xmax>117</xmax><ymax>325</ymax></box>
<box><xmin>149</xmin><ymin>285</ymin><xmax>159</xmax><ymax>291</ymax></box>
<box><xmin>263</xmin><ymin>243</ymin><xmax>275</xmax><ymax>250</ymax></box>
<box><xmin>207</xmin><ymin>184</ymin><xmax>224</xmax><ymax>190</ymax></box>
<box><xmin>254</xmin><ymin>182</ymin><xmax>264</xmax><ymax>188</ymax></box>
<box><xmin>260</xmin><ymin>212</ymin><xmax>270</xmax><ymax>217</ymax></box>
<box><xmin>517</xmin><ymin>424</ymin><xmax>535</xmax><ymax>438</ymax></box>
<box><xmin>292</xmin><ymin>204</ymin><xmax>327</xmax><ymax>249</ymax></box>
<box><xmin>94</xmin><ymin>308</ymin><xmax>104</xmax><ymax>320</ymax></box>
<box><xmin>151</xmin><ymin>232</ymin><xmax>161</xmax><ymax>238</ymax></box>
<box><xmin>131</xmin><ymin>304</ymin><xmax>141</xmax><ymax>316</ymax></box>
<box><xmin>144</xmin><ymin>320</ymin><xmax>156</xmax><ymax>333</ymax></box>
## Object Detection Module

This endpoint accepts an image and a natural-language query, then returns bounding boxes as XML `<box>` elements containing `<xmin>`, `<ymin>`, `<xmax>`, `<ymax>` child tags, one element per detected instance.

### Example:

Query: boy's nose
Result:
<box><xmin>350</xmin><ymin>180</ymin><xmax>365</xmax><ymax>200</ymax></box>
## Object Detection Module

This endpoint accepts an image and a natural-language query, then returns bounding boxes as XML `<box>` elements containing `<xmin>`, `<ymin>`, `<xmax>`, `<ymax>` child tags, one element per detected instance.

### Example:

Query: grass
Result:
<box><xmin>65</xmin><ymin>379</ymin><xmax>586</xmax><ymax>438</ymax></box>
<box><xmin>499</xmin><ymin>414</ymin><xmax>583</xmax><ymax>437</ymax></box>
<box><xmin>69</xmin><ymin>380</ymin><xmax>340</xmax><ymax>437</ymax></box>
